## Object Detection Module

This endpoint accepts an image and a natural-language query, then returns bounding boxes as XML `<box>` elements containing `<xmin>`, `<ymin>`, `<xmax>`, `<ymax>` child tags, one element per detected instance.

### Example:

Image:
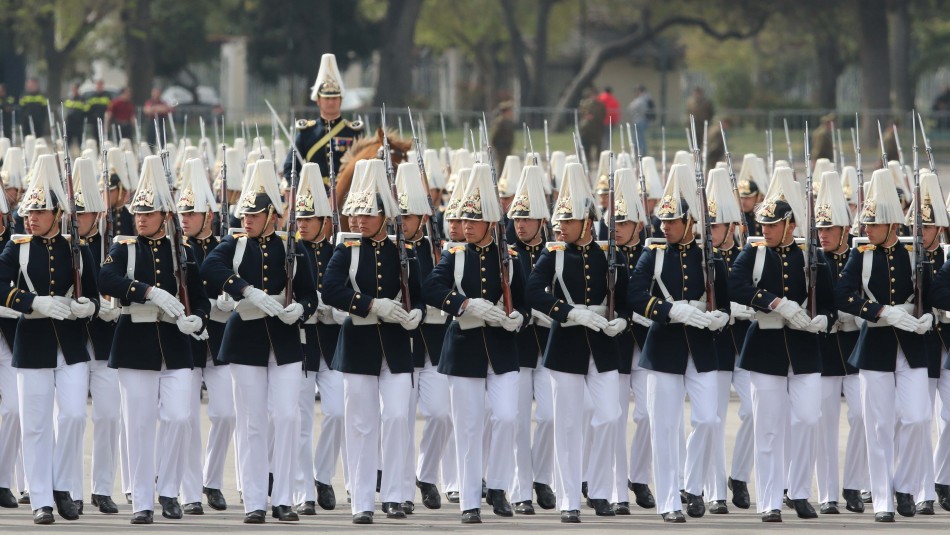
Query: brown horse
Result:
<box><xmin>334</xmin><ymin>127</ymin><xmax>412</xmax><ymax>231</ymax></box>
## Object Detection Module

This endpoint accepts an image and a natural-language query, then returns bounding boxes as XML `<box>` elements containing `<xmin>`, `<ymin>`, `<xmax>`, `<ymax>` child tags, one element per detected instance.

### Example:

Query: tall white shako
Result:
<box><xmin>858</xmin><ymin>168</ymin><xmax>905</xmax><ymax>226</ymax></box>
<box><xmin>706</xmin><ymin>167</ymin><xmax>742</xmax><ymax>226</ymax></box>
<box><xmin>130</xmin><ymin>155</ymin><xmax>177</xmax><ymax>214</ymax></box>
<box><xmin>814</xmin><ymin>170</ymin><xmax>852</xmax><ymax>232</ymax></box>
<box><xmin>106</xmin><ymin>147</ymin><xmax>131</xmax><ymax>192</ymax></box>
<box><xmin>18</xmin><ymin>154</ymin><xmax>69</xmax><ymax>215</ymax></box>
<box><xmin>757</xmin><ymin>166</ymin><xmax>807</xmax><ymax>238</ymax></box>
<box><xmin>71</xmin><ymin>156</ymin><xmax>107</xmax><ymax>214</ymax></box>
<box><xmin>1</xmin><ymin>146</ymin><xmax>26</xmax><ymax>191</ymax></box>
<box><xmin>840</xmin><ymin>165</ymin><xmax>861</xmax><ymax>207</ymax></box>
<box><xmin>497</xmin><ymin>155</ymin><xmax>521</xmax><ymax>199</ymax></box>
<box><xmin>178</xmin><ymin>158</ymin><xmax>220</xmax><ymax>215</ymax></box>
<box><xmin>459</xmin><ymin>163</ymin><xmax>503</xmax><ymax>223</ymax></box>
<box><xmin>553</xmin><ymin>162</ymin><xmax>599</xmax><ymax>223</ymax></box>
<box><xmin>295</xmin><ymin>163</ymin><xmax>332</xmax><ymax>219</ymax></box>
<box><xmin>311</xmin><ymin>53</ymin><xmax>345</xmax><ymax>101</ymax></box>
<box><xmin>395</xmin><ymin>161</ymin><xmax>432</xmax><ymax>217</ymax></box>
<box><xmin>237</xmin><ymin>159</ymin><xmax>284</xmax><ymax>217</ymax></box>
<box><xmin>613</xmin><ymin>167</ymin><xmax>647</xmax><ymax>226</ymax></box>
<box><xmin>341</xmin><ymin>159</ymin><xmax>398</xmax><ymax>217</ymax></box>
<box><xmin>737</xmin><ymin>153</ymin><xmax>767</xmax><ymax>200</ymax></box>
<box><xmin>443</xmin><ymin>166</ymin><xmax>472</xmax><ymax>236</ymax></box>
<box><xmin>507</xmin><ymin>163</ymin><xmax>550</xmax><ymax>221</ymax></box>
<box><xmin>640</xmin><ymin>156</ymin><xmax>663</xmax><ymax>201</ymax></box>
<box><xmin>550</xmin><ymin>150</ymin><xmax>566</xmax><ymax>191</ymax></box>
<box><xmin>905</xmin><ymin>170</ymin><xmax>950</xmax><ymax>228</ymax></box>
<box><xmin>423</xmin><ymin>148</ymin><xmax>447</xmax><ymax>191</ymax></box>
<box><xmin>656</xmin><ymin>162</ymin><xmax>701</xmax><ymax>224</ymax></box>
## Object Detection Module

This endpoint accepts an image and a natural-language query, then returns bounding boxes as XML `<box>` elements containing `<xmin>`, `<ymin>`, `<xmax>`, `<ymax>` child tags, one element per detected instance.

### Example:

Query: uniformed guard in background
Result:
<box><xmin>506</xmin><ymin>162</ymin><xmax>556</xmax><ymax>515</ymax></box>
<box><xmin>736</xmin><ymin>154</ymin><xmax>766</xmax><ymax>239</ymax></box>
<box><xmin>284</xmin><ymin>54</ymin><xmax>363</xmax><ymax>186</ymax></box>
<box><xmin>321</xmin><ymin>158</ymin><xmax>422</xmax><ymax>524</ymax></box>
<box><xmin>0</xmin><ymin>154</ymin><xmax>99</xmax><ymax>524</ymax></box>
<box><xmin>0</xmin><ymin>175</ymin><xmax>18</xmax><ymax>511</ymax></box>
<box><xmin>85</xmin><ymin>80</ymin><xmax>112</xmax><ymax>144</ymax></box>
<box><xmin>175</xmin><ymin>157</ymin><xmax>234</xmax><ymax>515</ymax></box>
<box><xmin>18</xmin><ymin>78</ymin><xmax>48</xmax><ymax>137</ymax></box>
<box><xmin>423</xmin><ymin>162</ymin><xmax>526</xmax><ymax>524</ymax></box>
<box><xmin>70</xmin><ymin>156</ymin><xmax>121</xmax><ymax>515</ymax></box>
<box><xmin>200</xmin><ymin>159</ymin><xmax>318</xmax><ymax>524</ymax></box>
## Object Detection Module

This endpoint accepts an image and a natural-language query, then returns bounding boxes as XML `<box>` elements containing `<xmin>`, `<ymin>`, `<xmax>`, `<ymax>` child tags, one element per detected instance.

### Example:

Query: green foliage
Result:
<box><xmin>712</xmin><ymin>64</ymin><xmax>752</xmax><ymax>110</ymax></box>
<box><xmin>152</xmin><ymin>0</ymin><xmax>214</xmax><ymax>79</ymax></box>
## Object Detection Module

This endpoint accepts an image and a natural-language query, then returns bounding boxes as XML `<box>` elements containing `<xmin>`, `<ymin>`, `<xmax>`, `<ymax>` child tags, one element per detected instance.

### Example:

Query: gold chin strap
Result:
<box><xmin>680</xmin><ymin>216</ymin><xmax>694</xmax><ymax>244</ymax></box>
<box><xmin>780</xmin><ymin>217</ymin><xmax>792</xmax><ymax>245</ymax></box>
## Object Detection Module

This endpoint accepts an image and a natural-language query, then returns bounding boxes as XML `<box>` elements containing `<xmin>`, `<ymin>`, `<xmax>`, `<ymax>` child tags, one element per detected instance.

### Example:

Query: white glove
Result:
<box><xmin>70</xmin><ymin>296</ymin><xmax>95</xmax><ymax>319</ymax></box>
<box><xmin>401</xmin><ymin>309</ymin><xmax>423</xmax><ymax>330</ymax></box>
<box><xmin>706</xmin><ymin>310</ymin><xmax>730</xmax><ymax>331</ymax></box>
<box><xmin>567</xmin><ymin>308</ymin><xmax>609</xmax><ymax>331</ymax></box>
<box><xmin>806</xmin><ymin>315</ymin><xmax>829</xmax><ymax>333</ymax></box>
<box><xmin>630</xmin><ymin>312</ymin><xmax>653</xmax><ymax>328</ymax></box>
<box><xmin>0</xmin><ymin>306</ymin><xmax>20</xmax><ymax>319</ymax></box>
<box><xmin>97</xmin><ymin>305</ymin><xmax>120</xmax><ymax>322</ymax></box>
<box><xmin>603</xmin><ymin>318</ymin><xmax>627</xmax><ymax>337</ymax></box>
<box><xmin>773</xmin><ymin>297</ymin><xmax>811</xmax><ymax>330</ymax></box>
<box><xmin>501</xmin><ymin>310</ymin><xmax>523</xmax><ymax>332</ymax></box>
<box><xmin>331</xmin><ymin>308</ymin><xmax>348</xmax><ymax>323</ymax></box>
<box><xmin>215</xmin><ymin>294</ymin><xmax>235</xmax><ymax>312</ymax></box>
<box><xmin>278</xmin><ymin>302</ymin><xmax>304</xmax><ymax>325</ymax></box>
<box><xmin>316</xmin><ymin>303</ymin><xmax>333</xmax><ymax>322</ymax></box>
<box><xmin>879</xmin><ymin>305</ymin><xmax>920</xmax><ymax>332</ymax></box>
<box><xmin>242</xmin><ymin>287</ymin><xmax>283</xmax><ymax>317</ymax></box>
<box><xmin>191</xmin><ymin>329</ymin><xmax>209</xmax><ymax>341</ymax></box>
<box><xmin>729</xmin><ymin>302</ymin><xmax>756</xmax><ymax>323</ymax></box>
<box><xmin>176</xmin><ymin>314</ymin><xmax>203</xmax><ymax>335</ymax></box>
<box><xmin>462</xmin><ymin>298</ymin><xmax>507</xmax><ymax>323</ymax></box>
<box><xmin>668</xmin><ymin>303</ymin><xmax>712</xmax><ymax>328</ymax></box>
<box><xmin>31</xmin><ymin>296</ymin><xmax>71</xmax><ymax>320</ymax></box>
<box><xmin>147</xmin><ymin>287</ymin><xmax>185</xmax><ymax>318</ymax></box>
<box><xmin>530</xmin><ymin>309</ymin><xmax>553</xmax><ymax>328</ymax></box>
<box><xmin>370</xmin><ymin>298</ymin><xmax>410</xmax><ymax>323</ymax></box>
<box><xmin>916</xmin><ymin>313</ymin><xmax>934</xmax><ymax>335</ymax></box>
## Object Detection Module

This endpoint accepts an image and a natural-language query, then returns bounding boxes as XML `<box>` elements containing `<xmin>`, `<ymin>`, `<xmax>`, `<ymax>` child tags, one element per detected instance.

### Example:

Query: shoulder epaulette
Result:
<box><xmin>449</xmin><ymin>245</ymin><xmax>466</xmax><ymax>254</ymax></box>
<box><xmin>507</xmin><ymin>246</ymin><xmax>519</xmax><ymax>257</ymax></box>
<box><xmin>232</xmin><ymin>233</ymin><xmax>247</xmax><ymax>239</ymax></box>
<box><xmin>296</xmin><ymin>119</ymin><xmax>316</xmax><ymax>130</ymax></box>
<box><xmin>600</xmin><ymin>243</ymin><xmax>609</xmax><ymax>251</ymax></box>
<box><xmin>905</xmin><ymin>244</ymin><xmax>914</xmax><ymax>252</ymax></box>
<box><xmin>712</xmin><ymin>247</ymin><xmax>719</xmax><ymax>253</ymax></box>
<box><xmin>648</xmin><ymin>243</ymin><xmax>666</xmax><ymax>250</ymax></box>
<box><xmin>546</xmin><ymin>241</ymin><xmax>566</xmax><ymax>252</ymax></box>
<box><xmin>343</xmin><ymin>240</ymin><xmax>360</xmax><ymax>247</ymax></box>
<box><xmin>12</xmin><ymin>236</ymin><xmax>31</xmax><ymax>244</ymax></box>
<box><xmin>119</xmin><ymin>238</ymin><xmax>136</xmax><ymax>245</ymax></box>
<box><xmin>798</xmin><ymin>243</ymin><xmax>807</xmax><ymax>250</ymax></box>
<box><xmin>405</xmin><ymin>243</ymin><xmax>414</xmax><ymax>250</ymax></box>
<box><xmin>857</xmin><ymin>244</ymin><xmax>875</xmax><ymax>253</ymax></box>
<box><xmin>79</xmin><ymin>238</ymin><xmax>87</xmax><ymax>246</ymax></box>
<box><xmin>751</xmin><ymin>241</ymin><xmax>767</xmax><ymax>247</ymax></box>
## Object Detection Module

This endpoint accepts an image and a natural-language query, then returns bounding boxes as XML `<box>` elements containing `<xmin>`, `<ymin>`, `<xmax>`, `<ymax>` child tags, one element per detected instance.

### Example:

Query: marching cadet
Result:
<box><xmin>730</xmin><ymin>167</ymin><xmax>835</xmax><ymax>522</ymax></box>
<box><xmin>813</xmin><ymin>170</ymin><xmax>868</xmax><ymax>515</ymax></box>
<box><xmin>834</xmin><ymin>168</ymin><xmax>935</xmax><ymax>522</ymax></box>
<box><xmin>284</xmin><ymin>54</ymin><xmax>363</xmax><ymax>185</ymax></box>
<box><xmin>423</xmin><ymin>162</ymin><xmax>526</xmax><ymax>524</ymax></box>
<box><xmin>526</xmin><ymin>162</ymin><xmax>629</xmax><ymax>522</ymax></box>
<box><xmin>626</xmin><ymin>163</ymin><xmax>728</xmax><ymax>523</ymax></box>
<box><xmin>603</xmin><ymin>167</ymin><xmax>652</xmax><ymax>514</ymax></box>
<box><xmin>99</xmin><ymin>155</ymin><xmax>209</xmax><ymax>525</ymax></box>
<box><xmin>927</xmin><ymin>171</ymin><xmax>950</xmax><ymax>513</ymax></box>
<box><xmin>321</xmin><ymin>158</ymin><xmax>422</xmax><ymax>524</ymax></box>
<box><xmin>395</xmin><ymin>161</ymin><xmax>453</xmax><ymax>512</ymax></box>
<box><xmin>106</xmin><ymin>147</ymin><xmax>135</xmax><ymax>236</ymax></box>
<box><xmin>292</xmin><ymin>163</ymin><xmax>345</xmax><ymax>514</ymax></box>
<box><xmin>200</xmin><ymin>160</ymin><xmax>318</xmax><ymax>523</ymax></box>
<box><xmin>507</xmin><ymin>162</ymin><xmax>556</xmax><ymax>514</ymax></box>
<box><xmin>0</xmin><ymin>178</ymin><xmax>18</xmax><ymax>511</ymax></box>
<box><xmin>0</xmin><ymin>154</ymin><xmax>98</xmax><ymax>524</ymax></box>
<box><xmin>702</xmin><ymin>167</ymin><xmax>752</xmax><ymax>515</ymax></box>
<box><xmin>176</xmin><ymin>158</ymin><xmax>234</xmax><ymax>515</ymax></box>
<box><xmin>737</xmin><ymin>154</ymin><xmax>766</xmax><ymax>238</ymax></box>
<box><xmin>69</xmin><ymin>157</ymin><xmax>121</xmax><ymax>515</ymax></box>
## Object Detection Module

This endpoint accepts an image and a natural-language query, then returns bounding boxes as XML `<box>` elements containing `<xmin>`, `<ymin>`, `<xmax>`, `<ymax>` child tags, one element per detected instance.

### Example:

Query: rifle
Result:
<box><xmin>837</xmin><ymin>128</ymin><xmax>846</xmax><ymax>168</ymax></box>
<box><xmin>408</xmin><ymin>108</ymin><xmax>444</xmax><ymax>266</ymax></box>
<box><xmin>97</xmin><ymin>119</ymin><xmax>114</xmax><ymax>261</ymax></box>
<box><xmin>219</xmin><ymin>142</ymin><xmax>229</xmax><ymax>237</ymax></box>
<box><xmin>55</xmin><ymin>116</ymin><xmax>82</xmax><ymax>298</ymax></box>
<box><xmin>284</xmin><ymin>142</ymin><xmax>300</xmax><ymax>307</ymax></box>
<box><xmin>327</xmin><ymin>137</ymin><xmax>340</xmax><ymax>238</ymax></box>
<box><xmin>850</xmin><ymin>125</ymin><xmax>864</xmax><ymax>237</ymax></box>
<box><xmin>544</xmin><ymin>119</ymin><xmax>553</xmax><ymax>207</ymax></box>
<box><xmin>633</xmin><ymin>124</ymin><xmax>650</xmax><ymax>249</ymax></box>
<box><xmin>154</xmin><ymin>119</ymin><xmax>191</xmax><ymax>315</ymax></box>
<box><xmin>831</xmin><ymin>120</ymin><xmax>838</xmax><ymax>171</ymax></box>
<box><xmin>893</xmin><ymin>124</ymin><xmax>904</xmax><ymax>166</ymax></box>
<box><xmin>574</xmin><ymin>109</ymin><xmax>590</xmax><ymax>178</ymax></box>
<box><xmin>440</xmin><ymin>113</ymin><xmax>452</xmax><ymax>177</ymax></box>
<box><xmin>526</xmin><ymin>125</ymin><xmax>552</xmax><ymax>238</ymax></box>
<box><xmin>661</xmin><ymin>125</ymin><xmax>667</xmax><ymax>181</ymax></box>
<box><xmin>876</xmin><ymin>120</ymin><xmax>888</xmax><ymax>170</ymax></box>
<box><xmin>606</xmin><ymin>120</ymin><xmax>617</xmax><ymax>320</ymax></box>
<box><xmin>803</xmin><ymin>123</ymin><xmax>818</xmax><ymax>318</ymax></box>
<box><xmin>482</xmin><ymin>112</ymin><xmax>513</xmax><ymax>315</ymax></box>
<box><xmin>701</xmin><ymin>119</ymin><xmax>708</xmax><ymax>175</ymax></box>
<box><xmin>263</xmin><ymin>99</ymin><xmax>306</xmax><ymax>168</ymax></box>
<box><xmin>522</xmin><ymin>122</ymin><xmax>528</xmax><ymax>161</ymax></box>
<box><xmin>911</xmin><ymin>113</ymin><xmax>926</xmax><ymax>318</ymax></box>
<box><xmin>720</xmin><ymin>121</ymin><xmax>747</xmax><ymax>247</ymax></box>
<box><xmin>690</xmin><ymin>115</ymin><xmax>716</xmax><ymax>311</ymax></box>
<box><xmin>381</xmin><ymin>105</ymin><xmax>412</xmax><ymax>312</ymax></box>
<box><xmin>783</xmin><ymin>118</ymin><xmax>795</xmax><ymax>179</ymax></box>
<box><xmin>767</xmin><ymin>129</ymin><xmax>774</xmax><ymax>176</ymax></box>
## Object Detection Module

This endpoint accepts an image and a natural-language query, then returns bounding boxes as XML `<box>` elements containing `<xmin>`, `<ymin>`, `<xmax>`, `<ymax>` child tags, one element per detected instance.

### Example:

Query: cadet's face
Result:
<box><xmin>761</xmin><ymin>220</ymin><xmax>794</xmax><ymax>247</ymax></box>
<box><xmin>513</xmin><ymin>218</ymin><xmax>542</xmax><ymax>243</ymax></box>
<box><xmin>135</xmin><ymin>211</ymin><xmax>167</xmax><ymax>237</ymax></box>
<box><xmin>558</xmin><ymin>219</ymin><xmax>588</xmax><ymax>244</ymax></box>
<box><xmin>710</xmin><ymin>223</ymin><xmax>728</xmax><ymax>246</ymax></box>
<box><xmin>740</xmin><ymin>196</ymin><xmax>756</xmax><ymax>213</ymax></box>
<box><xmin>77</xmin><ymin>212</ymin><xmax>99</xmax><ymax>237</ymax></box>
<box><xmin>818</xmin><ymin>226</ymin><xmax>845</xmax><ymax>252</ymax></box>
<box><xmin>598</xmin><ymin>193</ymin><xmax>609</xmax><ymax>208</ymax></box>
<box><xmin>923</xmin><ymin>225</ymin><xmax>940</xmax><ymax>249</ymax></box>
<box><xmin>180</xmin><ymin>212</ymin><xmax>206</xmax><ymax>237</ymax></box>
<box><xmin>242</xmin><ymin>212</ymin><xmax>274</xmax><ymax>237</ymax></box>
<box><xmin>864</xmin><ymin>223</ymin><xmax>892</xmax><ymax>245</ymax></box>
<box><xmin>462</xmin><ymin>220</ymin><xmax>493</xmax><ymax>244</ymax></box>
<box><xmin>27</xmin><ymin>210</ymin><xmax>57</xmax><ymax>237</ymax></box>
<box><xmin>447</xmin><ymin>219</ymin><xmax>463</xmax><ymax>241</ymax></box>
<box><xmin>401</xmin><ymin>215</ymin><xmax>422</xmax><ymax>238</ymax></box>
<box><xmin>661</xmin><ymin>218</ymin><xmax>688</xmax><ymax>244</ymax></box>
<box><xmin>355</xmin><ymin>214</ymin><xmax>386</xmax><ymax>238</ymax></box>
<box><xmin>297</xmin><ymin>217</ymin><xmax>325</xmax><ymax>242</ymax></box>
<box><xmin>317</xmin><ymin>97</ymin><xmax>342</xmax><ymax>119</ymax></box>
<box><xmin>615</xmin><ymin>221</ymin><xmax>638</xmax><ymax>244</ymax></box>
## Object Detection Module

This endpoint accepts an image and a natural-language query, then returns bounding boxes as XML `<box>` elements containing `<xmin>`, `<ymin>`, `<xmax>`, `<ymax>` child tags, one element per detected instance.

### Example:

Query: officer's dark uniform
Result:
<box><xmin>18</xmin><ymin>90</ymin><xmax>48</xmax><ymax>137</ymax></box>
<box><xmin>283</xmin><ymin>117</ymin><xmax>362</xmax><ymax>187</ymax></box>
<box><xmin>63</xmin><ymin>96</ymin><xmax>87</xmax><ymax>145</ymax></box>
<box><xmin>85</xmin><ymin>91</ymin><xmax>112</xmax><ymax>139</ymax></box>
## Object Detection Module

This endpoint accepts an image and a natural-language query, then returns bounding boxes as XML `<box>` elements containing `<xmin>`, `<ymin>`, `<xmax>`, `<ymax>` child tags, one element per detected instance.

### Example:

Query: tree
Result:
<box><xmin>122</xmin><ymin>0</ymin><xmax>154</xmax><ymax>105</ymax></box>
<box><xmin>858</xmin><ymin>0</ymin><xmax>891</xmax><ymax>133</ymax></box>
<box><xmin>373</xmin><ymin>0</ymin><xmax>425</xmax><ymax>107</ymax></box>
<box><xmin>498</xmin><ymin>0</ymin><xmax>563</xmax><ymax>109</ymax></box>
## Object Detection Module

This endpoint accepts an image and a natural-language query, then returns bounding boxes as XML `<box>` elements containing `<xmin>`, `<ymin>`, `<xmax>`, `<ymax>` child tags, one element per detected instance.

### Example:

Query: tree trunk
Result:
<box><xmin>813</xmin><ymin>32</ymin><xmax>840</xmax><ymax>109</ymax></box>
<box><xmin>529</xmin><ymin>0</ymin><xmax>558</xmax><ymax>109</ymax></box>
<box><xmin>499</xmin><ymin>0</ymin><xmax>532</xmax><ymax>109</ymax></box>
<box><xmin>889</xmin><ymin>0</ymin><xmax>913</xmax><ymax>112</ymax></box>
<box><xmin>37</xmin><ymin>12</ymin><xmax>64</xmax><ymax>101</ymax></box>
<box><xmin>374</xmin><ymin>0</ymin><xmax>424</xmax><ymax>108</ymax></box>
<box><xmin>858</xmin><ymin>0</ymin><xmax>890</xmax><ymax>143</ymax></box>
<box><xmin>122</xmin><ymin>0</ymin><xmax>155</xmax><ymax>106</ymax></box>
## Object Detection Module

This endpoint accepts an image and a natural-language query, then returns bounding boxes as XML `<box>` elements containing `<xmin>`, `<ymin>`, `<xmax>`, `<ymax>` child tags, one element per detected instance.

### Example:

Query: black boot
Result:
<box><xmin>661</xmin><ymin>510</ymin><xmax>686</xmax><ymax>523</ymax></box>
<box><xmin>790</xmin><ymin>499</ymin><xmax>817</xmax><ymax>519</ymax></box>
<box><xmin>937</xmin><ymin>483</ymin><xmax>950</xmax><ymax>511</ymax></box>
<box><xmin>533</xmin><ymin>482</ymin><xmax>556</xmax><ymax>510</ymax></box>
<box><xmin>158</xmin><ymin>496</ymin><xmax>182</xmax><ymax>519</ymax></box>
<box><xmin>916</xmin><ymin>500</ymin><xmax>935</xmax><ymax>515</ymax></box>
<box><xmin>684</xmin><ymin>492</ymin><xmax>705</xmax><ymax>518</ymax></box>
<box><xmin>820</xmin><ymin>501</ymin><xmax>839</xmax><ymax>514</ymax></box>
<box><xmin>417</xmin><ymin>480</ymin><xmax>441</xmax><ymax>509</ymax></box>
<box><xmin>761</xmin><ymin>509</ymin><xmax>782</xmax><ymax>522</ymax></box>
<box><xmin>183</xmin><ymin>502</ymin><xmax>204</xmax><ymax>515</ymax></box>
<box><xmin>383</xmin><ymin>501</ymin><xmax>406</xmax><ymax>519</ymax></box>
<box><xmin>243</xmin><ymin>510</ymin><xmax>265</xmax><ymax>524</ymax></box>
<box><xmin>629</xmin><ymin>481</ymin><xmax>656</xmax><ymax>509</ymax></box>
<box><xmin>708</xmin><ymin>500</ymin><xmax>729</xmax><ymax>514</ymax></box>
<box><xmin>33</xmin><ymin>506</ymin><xmax>54</xmax><ymax>525</ymax></box>
<box><xmin>874</xmin><ymin>511</ymin><xmax>895</xmax><ymax>522</ymax></box>
<box><xmin>485</xmin><ymin>488</ymin><xmax>513</xmax><ymax>517</ymax></box>
<box><xmin>446</xmin><ymin>491</ymin><xmax>459</xmax><ymax>503</ymax></box>
<box><xmin>560</xmin><ymin>509</ymin><xmax>581</xmax><ymax>523</ymax></box>
<box><xmin>130</xmin><ymin>510</ymin><xmax>154</xmax><ymax>524</ymax></box>
<box><xmin>728</xmin><ymin>477</ymin><xmax>750</xmax><ymax>509</ymax></box>
<box><xmin>53</xmin><ymin>490</ymin><xmax>79</xmax><ymax>521</ymax></box>
<box><xmin>294</xmin><ymin>501</ymin><xmax>316</xmax><ymax>515</ymax></box>
<box><xmin>203</xmin><ymin>487</ymin><xmax>227</xmax><ymax>511</ymax></box>
<box><xmin>612</xmin><ymin>502</ymin><xmax>631</xmax><ymax>515</ymax></box>
<box><xmin>315</xmin><ymin>480</ymin><xmax>336</xmax><ymax>510</ymax></box>
<box><xmin>0</xmin><ymin>487</ymin><xmax>17</xmax><ymax>508</ymax></box>
<box><xmin>91</xmin><ymin>494</ymin><xmax>118</xmax><ymax>514</ymax></box>
<box><xmin>351</xmin><ymin>511</ymin><xmax>373</xmax><ymax>524</ymax></box>
<box><xmin>896</xmin><ymin>492</ymin><xmax>916</xmax><ymax>517</ymax></box>
<box><xmin>514</xmin><ymin>500</ymin><xmax>535</xmax><ymax>514</ymax></box>
<box><xmin>589</xmin><ymin>498</ymin><xmax>615</xmax><ymax>516</ymax></box>
<box><xmin>842</xmin><ymin>488</ymin><xmax>865</xmax><ymax>513</ymax></box>
<box><xmin>461</xmin><ymin>508</ymin><xmax>481</xmax><ymax>524</ymax></box>
<box><xmin>271</xmin><ymin>504</ymin><xmax>299</xmax><ymax>521</ymax></box>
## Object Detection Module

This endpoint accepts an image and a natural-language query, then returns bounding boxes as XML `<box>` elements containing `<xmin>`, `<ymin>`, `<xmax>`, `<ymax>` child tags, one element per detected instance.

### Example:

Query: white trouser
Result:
<box><xmin>704</xmin><ymin>370</ymin><xmax>732</xmax><ymax>502</ymax></box>
<box><xmin>231</xmin><ymin>356</ymin><xmax>301</xmax><ymax>512</ymax></box>
<box><xmin>612</xmin><ymin>372</ymin><xmax>631</xmax><ymax>504</ymax></box>
<box><xmin>841</xmin><ymin>374</ymin><xmax>869</xmax><ymax>492</ymax></box>
<box><xmin>343</xmin><ymin>361</ymin><xmax>411</xmax><ymax>514</ymax></box>
<box><xmin>314</xmin><ymin>359</ymin><xmax>346</xmax><ymax>486</ymax></box>
<box><xmin>18</xmin><ymin>355</ymin><xmax>88</xmax><ymax>510</ymax></box>
<box><xmin>0</xmin><ymin>338</ymin><xmax>19</xmax><ymax>490</ymax></box>
<box><xmin>913</xmin><ymin>378</ymin><xmax>938</xmax><ymax>502</ymax></box>
<box><xmin>448</xmin><ymin>369</ymin><xmax>518</xmax><ymax>512</ymax></box>
<box><xmin>861</xmin><ymin>351</ymin><xmax>932</xmax><ymax>513</ymax></box>
<box><xmin>551</xmin><ymin>357</ymin><xmax>620</xmax><ymax>511</ymax></box>
<box><xmin>294</xmin><ymin>372</ymin><xmax>317</xmax><ymax>505</ymax></box>
<box><xmin>532</xmin><ymin>366</ymin><xmax>555</xmax><ymax>488</ymax></box>
<box><xmin>816</xmin><ymin>374</ymin><xmax>869</xmax><ymax>502</ymax></box>
<box><xmin>730</xmin><ymin>368</ymin><xmax>754</xmax><ymax>483</ymax></box>
<box><xmin>749</xmin><ymin>369</ymin><xmax>820</xmax><ymax>512</ymax></box>
<box><xmin>647</xmin><ymin>360</ymin><xmax>718</xmax><ymax>514</ymax></box>
<box><xmin>935</xmin><ymin>368</ymin><xmax>950</xmax><ymax>485</ymax></box>
<box><xmin>442</xmin><ymin>418</ymin><xmax>459</xmax><ymax>494</ymax></box>
<box><xmin>628</xmin><ymin>365</ymin><xmax>652</xmax><ymax>486</ymax></box>
<box><xmin>118</xmin><ymin>367</ymin><xmax>191</xmax><ymax>513</ymax></box>
<box><xmin>402</xmin><ymin>368</ymin><xmax>419</xmax><ymax>502</ymax></box>
<box><xmin>415</xmin><ymin>357</ymin><xmax>452</xmax><ymax>486</ymax></box>
<box><xmin>512</xmin><ymin>366</ymin><xmax>538</xmax><ymax>503</ymax></box>
<box><xmin>180</xmin><ymin>362</ymin><xmax>235</xmax><ymax>504</ymax></box>
<box><xmin>85</xmin><ymin>359</ymin><xmax>120</xmax><ymax>498</ymax></box>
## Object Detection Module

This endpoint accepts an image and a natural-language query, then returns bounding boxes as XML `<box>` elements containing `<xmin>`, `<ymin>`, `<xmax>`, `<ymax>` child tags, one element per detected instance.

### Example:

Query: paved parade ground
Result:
<box><xmin>0</xmin><ymin>394</ymin><xmax>943</xmax><ymax>533</ymax></box>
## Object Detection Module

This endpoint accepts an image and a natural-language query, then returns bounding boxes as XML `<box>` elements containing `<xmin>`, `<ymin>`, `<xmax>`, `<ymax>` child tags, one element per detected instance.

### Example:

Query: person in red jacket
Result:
<box><xmin>597</xmin><ymin>87</ymin><xmax>621</xmax><ymax>149</ymax></box>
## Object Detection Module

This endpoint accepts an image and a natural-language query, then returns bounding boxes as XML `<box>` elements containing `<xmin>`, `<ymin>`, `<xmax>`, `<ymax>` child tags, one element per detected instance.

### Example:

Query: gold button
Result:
<box><xmin>50</xmin><ymin>280</ymin><xmax>55</xmax><ymax>284</ymax></box>
<box><xmin>890</xmin><ymin>266</ymin><xmax>895</xmax><ymax>271</ymax></box>
<box><xmin>783</xmin><ymin>287</ymin><xmax>789</xmax><ymax>291</ymax></box>
<box><xmin>481</xmin><ymin>267</ymin><xmax>486</xmax><ymax>272</ymax></box>
<box><xmin>584</xmin><ymin>264</ymin><xmax>590</xmax><ymax>269</ymax></box>
<box><xmin>783</xmin><ymin>274</ymin><xmax>788</xmax><ymax>279</ymax></box>
<box><xmin>352</xmin><ymin>305</ymin><xmax>357</xmax><ymax>310</ymax></box>
<box><xmin>153</xmin><ymin>248</ymin><xmax>158</xmax><ymax>252</ymax></box>
<box><xmin>263</xmin><ymin>277</ymin><xmax>268</xmax><ymax>282</ymax></box>
<box><xmin>683</xmin><ymin>286</ymin><xmax>688</xmax><ymax>291</ymax></box>
<box><xmin>377</xmin><ymin>274</ymin><xmax>382</xmax><ymax>279</ymax></box>
<box><xmin>377</xmin><ymin>286</ymin><xmax>382</xmax><ymax>291</ymax></box>
<box><xmin>318</xmin><ymin>284</ymin><xmax>323</xmax><ymax>289</ymax></box>
<box><xmin>585</xmin><ymin>275</ymin><xmax>590</xmax><ymax>279</ymax></box>
<box><xmin>891</xmin><ymin>289</ymin><xmax>895</xmax><ymax>293</ymax></box>
<box><xmin>482</xmin><ymin>289</ymin><xmax>487</xmax><ymax>294</ymax></box>
<box><xmin>684</xmin><ymin>275</ymin><xmax>688</xmax><ymax>280</ymax></box>
<box><xmin>156</xmin><ymin>270</ymin><xmax>161</xmax><ymax>274</ymax></box>
<box><xmin>888</xmin><ymin>255</ymin><xmax>893</xmax><ymax>260</ymax></box>
<box><xmin>264</xmin><ymin>253</ymin><xmax>268</xmax><ymax>257</ymax></box>
<box><xmin>155</xmin><ymin>283</ymin><xmax>161</xmax><ymax>287</ymax></box>
<box><xmin>682</xmin><ymin>264</ymin><xmax>687</xmax><ymax>269</ymax></box>
<box><xmin>318</xmin><ymin>262</ymin><xmax>322</xmax><ymax>266</ymax></box>
<box><xmin>377</xmin><ymin>262</ymin><xmax>382</xmax><ymax>266</ymax></box>
<box><xmin>891</xmin><ymin>278</ymin><xmax>895</xmax><ymax>282</ymax></box>
<box><xmin>783</xmin><ymin>262</ymin><xmax>788</xmax><ymax>266</ymax></box>
<box><xmin>49</xmin><ymin>256</ymin><xmax>54</xmax><ymax>260</ymax></box>
<box><xmin>155</xmin><ymin>258</ymin><xmax>160</xmax><ymax>263</ymax></box>
<box><xmin>480</xmin><ymin>256</ymin><xmax>486</xmax><ymax>261</ymax></box>
<box><xmin>50</xmin><ymin>268</ymin><xmax>54</xmax><ymax>272</ymax></box>
<box><xmin>446</xmin><ymin>300</ymin><xmax>451</xmax><ymax>304</ymax></box>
